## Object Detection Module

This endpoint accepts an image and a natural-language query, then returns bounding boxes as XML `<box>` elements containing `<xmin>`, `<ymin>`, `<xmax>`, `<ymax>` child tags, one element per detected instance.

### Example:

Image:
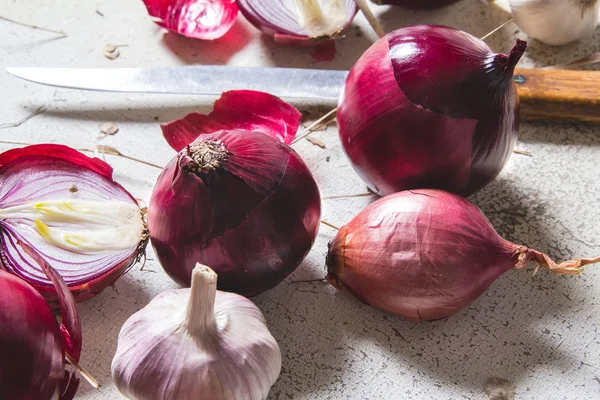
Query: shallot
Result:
<box><xmin>326</xmin><ymin>190</ymin><xmax>599</xmax><ymax>321</ymax></box>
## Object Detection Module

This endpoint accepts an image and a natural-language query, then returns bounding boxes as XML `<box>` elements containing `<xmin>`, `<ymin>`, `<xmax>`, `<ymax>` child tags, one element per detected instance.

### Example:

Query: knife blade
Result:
<box><xmin>6</xmin><ymin>66</ymin><xmax>347</xmax><ymax>100</ymax></box>
<box><xmin>6</xmin><ymin>66</ymin><xmax>600</xmax><ymax>124</ymax></box>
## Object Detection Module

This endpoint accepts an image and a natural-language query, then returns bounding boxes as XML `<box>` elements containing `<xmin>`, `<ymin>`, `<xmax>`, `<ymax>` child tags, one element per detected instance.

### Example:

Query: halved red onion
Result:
<box><xmin>0</xmin><ymin>144</ymin><xmax>147</xmax><ymax>302</ymax></box>
<box><xmin>237</xmin><ymin>0</ymin><xmax>358</xmax><ymax>44</ymax></box>
<box><xmin>327</xmin><ymin>190</ymin><xmax>599</xmax><ymax>321</ymax></box>
<box><xmin>150</xmin><ymin>91</ymin><xmax>320</xmax><ymax>296</ymax></box>
<box><xmin>337</xmin><ymin>25</ymin><xmax>526</xmax><ymax>196</ymax></box>
<box><xmin>0</xmin><ymin>262</ymin><xmax>82</xmax><ymax>399</ymax></box>
<box><xmin>141</xmin><ymin>0</ymin><xmax>238</xmax><ymax>40</ymax></box>
<box><xmin>162</xmin><ymin>90</ymin><xmax>302</xmax><ymax>151</ymax></box>
<box><xmin>371</xmin><ymin>0</ymin><xmax>460</xmax><ymax>8</ymax></box>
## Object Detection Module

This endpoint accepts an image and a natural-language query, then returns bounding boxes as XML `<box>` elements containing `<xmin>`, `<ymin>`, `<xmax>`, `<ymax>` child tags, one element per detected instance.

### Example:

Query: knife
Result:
<box><xmin>7</xmin><ymin>66</ymin><xmax>600</xmax><ymax>124</ymax></box>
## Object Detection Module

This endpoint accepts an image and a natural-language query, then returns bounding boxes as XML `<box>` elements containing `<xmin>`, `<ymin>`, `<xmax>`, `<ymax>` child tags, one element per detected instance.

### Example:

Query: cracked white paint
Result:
<box><xmin>1</xmin><ymin>0</ymin><xmax>599</xmax><ymax>399</ymax></box>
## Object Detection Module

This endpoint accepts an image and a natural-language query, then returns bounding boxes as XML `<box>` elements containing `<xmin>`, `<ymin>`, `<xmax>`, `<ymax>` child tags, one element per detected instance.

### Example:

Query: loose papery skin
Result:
<box><xmin>509</xmin><ymin>0</ymin><xmax>599</xmax><ymax>46</ymax></box>
<box><xmin>142</xmin><ymin>0</ymin><xmax>239</xmax><ymax>40</ymax></box>
<box><xmin>149</xmin><ymin>129</ymin><xmax>321</xmax><ymax>296</ymax></box>
<box><xmin>326</xmin><ymin>190</ymin><xmax>599</xmax><ymax>321</ymax></box>
<box><xmin>370</xmin><ymin>0</ymin><xmax>460</xmax><ymax>8</ymax></box>
<box><xmin>112</xmin><ymin>264</ymin><xmax>282</xmax><ymax>400</ymax></box>
<box><xmin>0</xmin><ymin>263</ymin><xmax>82</xmax><ymax>400</ymax></box>
<box><xmin>337</xmin><ymin>25</ymin><xmax>526</xmax><ymax>197</ymax></box>
<box><xmin>237</xmin><ymin>0</ymin><xmax>357</xmax><ymax>44</ymax></box>
<box><xmin>161</xmin><ymin>90</ymin><xmax>302</xmax><ymax>151</ymax></box>
<box><xmin>0</xmin><ymin>144</ymin><xmax>147</xmax><ymax>302</ymax></box>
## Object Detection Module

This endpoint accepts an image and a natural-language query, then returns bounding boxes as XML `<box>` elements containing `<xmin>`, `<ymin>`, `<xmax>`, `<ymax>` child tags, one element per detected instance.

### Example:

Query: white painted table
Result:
<box><xmin>1</xmin><ymin>0</ymin><xmax>599</xmax><ymax>398</ymax></box>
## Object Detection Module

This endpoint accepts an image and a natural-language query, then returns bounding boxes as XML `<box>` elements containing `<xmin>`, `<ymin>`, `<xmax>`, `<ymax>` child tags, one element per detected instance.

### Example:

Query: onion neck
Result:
<box><xmin>493</xmin><ymin>39</ymin><xmax>527</xmax><ymax>75</ymax></box>
<box><xmin>513</xmin><ymin>246</ymin><xmax>600</xmax><ymax>275</ymax></box>
<box><xmin>185</xmin><ymin>264</ymin><xmax>218</xmax><ymax>338</ymax></box>
<box><xmin>185</xmin><ymin>140</ymin><xmax>228</xmax><ymax>174</ymax></box>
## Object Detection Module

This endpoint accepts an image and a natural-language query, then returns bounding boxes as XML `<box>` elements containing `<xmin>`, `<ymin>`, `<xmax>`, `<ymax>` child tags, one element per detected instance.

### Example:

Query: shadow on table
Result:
<box><xmin>518</xmin><ymin>122</ymin><xmax>600</xmax><ymax>147</ymax></box>
<box><xmin>160</xmin><ymin>19</ymin><xmax>253</xmax><ymax>65</ymax></box>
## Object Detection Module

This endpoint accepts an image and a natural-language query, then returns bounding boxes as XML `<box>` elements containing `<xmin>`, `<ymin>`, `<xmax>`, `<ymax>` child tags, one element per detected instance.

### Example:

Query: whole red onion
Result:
<box><xmin>141</xmin><ymin>0</ymin><xmax>239</xmax><ymax>40</ymax></box>
<box><xmin>337</xmin><ymin>25</ymin><xmax>527</xmax><ymax>196</ymax></box>
<box><xmin>149</xmin><ymin>130</ymin><xmax>321</xmax><ymax>296</ymax></box>
<box><xmin>326</xmin><ymin>190</ymin><xmax>599</xmax><ymax>321</ymax></box>
<box><xmin>237</xmin><ymin>0</ymin><xmax>357</xmax><ymax>44</ymax></box>
<box><xmin>371</xmin><ymin>0</ymin><xmax>460</xmax><ymax>8</ymax></box>
<box><xmin>0</xmin><ymin>259</ymin><xmax>81</xmax><ymax>400</ymax></box>
<box><xmin>0</xmin><ymin>144</ymin><xmax>147</xmax><ymax>302</ymax></box>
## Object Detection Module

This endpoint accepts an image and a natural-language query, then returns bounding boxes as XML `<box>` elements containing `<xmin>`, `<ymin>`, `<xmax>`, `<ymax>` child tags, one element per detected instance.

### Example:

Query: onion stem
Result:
<box><xmin>320</xmin><ymin>220</ymin><xmax>340</xmax><ymax>230</ymax></box>
<box><xmin>0</xmin><ymin>15</ymin><xmax>66</xmax><ymax>37</ymax></box>
<box><xmin>65</xmin><ymin>353</ymin><xmax>99</xmax><ymax>389</ymax></box>
<box><xmin>480</xmin><ymin>19</ymin><xmax>514</xmax><ymax>41</ymax></box>
<box><xmin>322</xmin><ymin>192</ymin><xmax>376</xmax><ymax>200</ymax></box>
<box><xmin>0</xmin><ymin>106</ymin><xmax>46</xmax><ymax>129</ymax></box>
<box><xmin>292</xmin><ymin>108</ymin><xmax>338</xmax><ymax>144</ymax></box>
<box><xmin>355</xmin><ymin>0</ymin><xmax>386</xmax><ymax>38</ymax></box>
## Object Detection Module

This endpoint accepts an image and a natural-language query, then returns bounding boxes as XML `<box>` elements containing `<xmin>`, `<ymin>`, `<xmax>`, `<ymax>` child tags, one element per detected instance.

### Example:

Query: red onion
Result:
<box><xmin>237</xmin><ymin>0</ymin><xmax>357</xmax><ymax>44</ymax></box>
<box><xmin>141</xmin><ymin>0</ymin><xmax>238</xmax><ymax>40</ymax></box>
<box><xmin>0</xmin><ymin>144</ymin><xmax>147</xmax><ymax>302</ymax></box>
<box><xmin>371</xmin><ymin>0</ymin><xmax>460</xmax><ymax>8</ymax></box>
<box><xmin>326</xmin><ymin>190</ymin><xmax>599</xmax><ymax>321</ymax></box>
<box><xmin>0</xmin><ymin>257</ymin><xmax>82</xmax><ymax>400</ymax></box>
<box><xmin>337</xmin><ymin>25</ymin><xmax>527</xmax><ymax>196</ymax></box>
<box><xmin>149</xmin><ymin>91</ymin><xmax>321</xmax><ymax>296</ymax></box>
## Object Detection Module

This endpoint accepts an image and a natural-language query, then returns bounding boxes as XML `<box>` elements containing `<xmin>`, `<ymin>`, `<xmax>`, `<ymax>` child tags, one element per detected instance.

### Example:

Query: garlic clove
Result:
<box><xmin>509</xmin><ymin>0</ymin><xmax>600</xmax><ymax>46</ymax></box>
<box><xmin>112</xmin><ymin>264</ymin><xmax>282</xmax><ymax>400</ymax></box>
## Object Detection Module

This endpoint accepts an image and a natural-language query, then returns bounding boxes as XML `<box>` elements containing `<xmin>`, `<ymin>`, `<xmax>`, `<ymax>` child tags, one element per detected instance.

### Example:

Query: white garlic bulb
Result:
<box><xmin>509</xmin><ymin>0</ymin><xmax>600</xmax><ymax>46</ymax></box>
<box><xmin>111</xmin><ymin>264</ymin><xmax>282</xmax><ymax>400</ymax></box>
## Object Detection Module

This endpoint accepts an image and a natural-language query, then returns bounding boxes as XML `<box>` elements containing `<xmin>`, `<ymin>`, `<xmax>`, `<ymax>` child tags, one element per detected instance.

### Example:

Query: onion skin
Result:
<box><xmin>337</xmin><ymin>25</ymin><xmax>526</xmax><ymax>197</ymax></box>
<box><xmin>371</xmin><ymin>0</ymin><xmax>460</xmax><ymax>8</ymax></box>
<box><xmin>0</xmin><ymin>269</ymin><xmax>81</xmax><ymax>400</ymax></box>
<box><xmin>148</xmin><ymin>129</ymin><xmax>321</xmax><ymax>296</ymax></box>
<box><xmin>141</xmin><ymin>0</ymin><xmax>239</xmax><ymax>40</ymax></box>
<box><xmin>0</xmin><ymin>144</ymin><xmax>146</xmax><ymax>303</ymax></box>
<box><xmin>326</xmin><ymin>190</ymin><xmax>599</xmax><ymax>321</ymax></box>
<box><xmin>161</xmin><ymin>90</ymin><xmax>302</xmax><ymax>151</ymax></box>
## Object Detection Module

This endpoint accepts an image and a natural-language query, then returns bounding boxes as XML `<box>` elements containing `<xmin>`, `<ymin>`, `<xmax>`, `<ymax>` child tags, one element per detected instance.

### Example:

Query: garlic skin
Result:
<box><xmin>509</xmin><ymin>0</ymin><xmax>600</xmax><ymax>46</ymax></box>
<box><xmin>111</xmin><ymin>264</ymin><xmax>282</xmax><ymax>400</ymax></box>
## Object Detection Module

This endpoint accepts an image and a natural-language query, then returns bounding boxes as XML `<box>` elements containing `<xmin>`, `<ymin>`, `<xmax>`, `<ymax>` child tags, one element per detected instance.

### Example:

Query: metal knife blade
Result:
<box><xmin>6</xmin><ymin>66</ymin><xmax>348</xmax><ymax>100</ymax></box>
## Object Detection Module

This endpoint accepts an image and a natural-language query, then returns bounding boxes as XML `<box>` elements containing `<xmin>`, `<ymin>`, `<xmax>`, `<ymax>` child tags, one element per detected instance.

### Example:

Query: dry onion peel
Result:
<box><xmin>112</xmin><ymin>264</ymin><xmax>282</xmax><ymax>400</ymax></box>
<box><xmin>0</xmin><ymin>144</ymin><xmax>148</xmax><ymax>302</ymax></box>
<box><xmin>141</xmin><ymin>0</ymin><xmax>239</xmax><ymax>40</ymax></box>
<box><xmin>326</xmin><ymin>190</ymin><xmax>599</xmax><ymax>321</ymax></box>
<box><xmin>161</xmin><ymin>90</ymin><xmax>302</xmax><ymax>151</ymax></box>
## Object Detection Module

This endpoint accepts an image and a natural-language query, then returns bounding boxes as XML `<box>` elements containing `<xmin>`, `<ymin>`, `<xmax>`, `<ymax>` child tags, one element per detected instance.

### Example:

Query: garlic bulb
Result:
<box><xmin>111</xmin><ymin>264</ymin><xmax>282</xmax><ymax>400</ymax></box>
<box><xmin>509</xmin><ymin>0</ymin><xmax>600</xmax><ymax>46</ymax></box>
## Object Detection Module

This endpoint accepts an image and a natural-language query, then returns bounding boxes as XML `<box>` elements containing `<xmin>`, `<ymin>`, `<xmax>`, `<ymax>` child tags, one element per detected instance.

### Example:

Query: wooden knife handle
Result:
<box><xmin>514</xmin><ymin>68</ymin><xmax>600</xmax><ymax>124</ymax></box>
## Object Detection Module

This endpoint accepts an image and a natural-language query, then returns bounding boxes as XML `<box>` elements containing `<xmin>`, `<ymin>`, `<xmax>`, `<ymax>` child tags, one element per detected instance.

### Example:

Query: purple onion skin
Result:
<box><xmin>373</xmin><ymin>0</ymin><xmax>460</xmax><ymax>9</ymax></box>
<box><xmin>148</xmin><ymin>129</ymin><xmax>321</xmax><ymax>296</ymax></box>
<box><xmin>326</xmin><ymin>190</ymin><xmax>598</xmax><ymax>321</ymax></box>
<box><xmin>337</xmin><ymin>25</ymin><xmax>526</xmax><ymax>197</ymax></box>
<box><xmin>0</xmin><ymin>270</ymin><xmax>65</xmax><ymax>399</ymax></box>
